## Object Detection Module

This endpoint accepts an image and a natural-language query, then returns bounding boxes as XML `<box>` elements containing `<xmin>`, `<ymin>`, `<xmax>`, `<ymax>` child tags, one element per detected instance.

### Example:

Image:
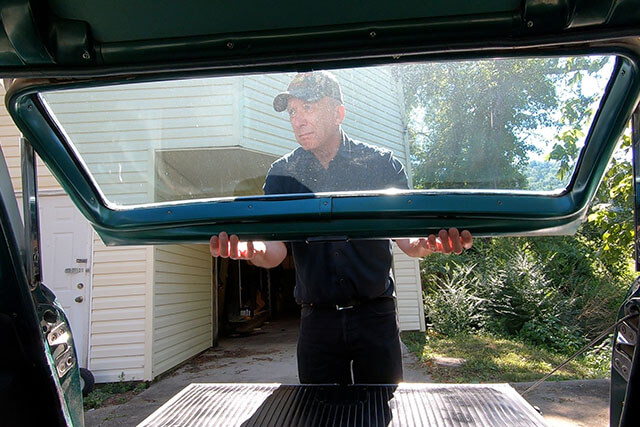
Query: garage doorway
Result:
<box><xmin>215</xmin><ymin>255</ymin><xmax>298</xmax><ymax>338</ymax></box>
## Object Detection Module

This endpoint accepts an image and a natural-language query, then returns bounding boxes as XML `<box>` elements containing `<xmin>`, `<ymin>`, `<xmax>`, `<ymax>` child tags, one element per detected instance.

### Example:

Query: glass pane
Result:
<box><xmin>40</xmin><ymin>55</ymin><xmax>615</xmax><ymax>207</ymax></box>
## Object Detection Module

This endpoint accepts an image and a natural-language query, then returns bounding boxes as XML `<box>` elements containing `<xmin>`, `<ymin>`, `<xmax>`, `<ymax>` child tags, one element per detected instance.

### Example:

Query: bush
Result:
<box><xmin>481</xmin><ymin>248</ymin><xmax>564</xmax><ymax>335</ymax></box>
<box><xmin>424</xmin><ymin>263</ymin><xmax>485</xmax><ymax>335</ymax></box>
<box><xmin>420</xmin><ymin>235</ymin><xmax>629</xmax><ymax>354</ymax></box>
<box><xmin>518</xmin><ymin>316</ymin><xmax>585</xmax><ymax>352</ymax></box>
<box><xmin>529</xmin><ymin>236</ymin><xmax>629</xmax><ymax>336</ymax></box>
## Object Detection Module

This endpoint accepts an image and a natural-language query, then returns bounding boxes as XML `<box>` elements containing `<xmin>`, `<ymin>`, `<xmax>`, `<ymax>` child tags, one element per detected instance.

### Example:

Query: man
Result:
<box><xmin>210</xmin><ymin>71</ymin><xmax>472</xmax><ymax>384</ymax></box>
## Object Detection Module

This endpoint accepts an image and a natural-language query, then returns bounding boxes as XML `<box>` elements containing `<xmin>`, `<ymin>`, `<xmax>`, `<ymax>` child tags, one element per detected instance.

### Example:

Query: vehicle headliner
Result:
<box><xmin>1</xmin><ymin>1</ymin><xmax>640</xmax><ymax>244</ymax></box>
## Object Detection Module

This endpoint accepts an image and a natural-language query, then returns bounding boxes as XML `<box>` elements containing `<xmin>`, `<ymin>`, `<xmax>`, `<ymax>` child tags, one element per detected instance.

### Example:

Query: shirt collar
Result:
<box><xmin>301</xmin><ymin>130</ymin><xmax>351</xmax><ymax>166</ymax></box>
<box><xmin>333</xmin><ymin>130</ymin><xmax>352</xmax><ymax>161</ymax></box>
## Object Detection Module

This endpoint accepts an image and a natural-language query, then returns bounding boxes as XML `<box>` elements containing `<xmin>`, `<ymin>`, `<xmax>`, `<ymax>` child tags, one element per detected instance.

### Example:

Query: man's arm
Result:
<box><xmin>210</xmin><ymin>232</ymin><xmax>287</xmax><ymax>269</ymax></box>
<box><xmin>396</xmin><ymin>228</ymin><xmax>473</xmax><ymax>258</ymax></box>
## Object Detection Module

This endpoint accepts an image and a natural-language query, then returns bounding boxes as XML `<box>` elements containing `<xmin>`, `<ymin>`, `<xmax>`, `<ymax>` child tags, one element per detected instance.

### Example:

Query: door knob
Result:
<box><xmin>74</xmin><ymin>296</ymin><xmax>84</xmax><ymax>303</ymax></box>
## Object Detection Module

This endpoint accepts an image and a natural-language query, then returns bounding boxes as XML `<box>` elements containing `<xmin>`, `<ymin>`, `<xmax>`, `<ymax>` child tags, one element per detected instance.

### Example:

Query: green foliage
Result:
<box><xmin>518</xmin><ymin>316</ymin><xmax>585</xmax><ymax>353</ymax></box>
<box><xmin>525</xmin><ymin>160</ymin><xmax>565</xmax><ymax>190</ymax></box>
<box><xmin>420</xmin><ymin>236</ymin><xmax>629</xmax><ymax>354</ymax></box>
<box><xmin>83</xmin><ymin>372</ymin><xmax>148</xmax><ymax>410</ymax></box>
<box><xmin>583</xmin><ymin>130</ymin><xmax>633</xmax><ymax>272</ymax></box>
<box><xmin>529</xmin><ymin>236</ymin><xmax>630</xmax><ymax>335</ymax></box>
<box><xmin>423</xmin><ymin>264</ymin><xmax>485</xmax><ymax>335</ymax></box>
<box><xmin>546</xmin><ymin>57</ymin><xmax>613</xmax><ymax>178</ymax></box>
<box><xmin>400</xmin><ymin>59</ymin><xmax>555</xmax><ymax>189</ymax></box>
<box><xmin>398</xmin><ymin>56</ymin><xmax>610</xmax><ymax>191</ymax></box>
<box><xmin>547</xmin><ymin>128</ymin><xmax>584</xmax><ymax>180</ymax></box>
<box><xmin>400</xmin><ymin>52</ymin><xmax>628</xmax><ymax>376</ymax></box>
<box><xmin>479</xmin><ymin>240</ymin><xmax>585</xmax><ymax>352</ymax></box>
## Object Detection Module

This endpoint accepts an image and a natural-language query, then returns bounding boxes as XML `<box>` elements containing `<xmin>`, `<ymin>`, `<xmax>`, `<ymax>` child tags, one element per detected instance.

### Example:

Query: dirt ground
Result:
<box><xmin>85</xmin><ymin>318</ymin><xmax>610</xmax><ymax>426</ymax></box>
<box><xmin>513</xmin><ymin>380</ymin><xmax>609</xmax><ymax>426</ymax></box>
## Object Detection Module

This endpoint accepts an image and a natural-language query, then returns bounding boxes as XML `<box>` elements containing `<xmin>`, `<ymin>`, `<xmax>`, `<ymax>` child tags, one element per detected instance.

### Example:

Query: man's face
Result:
<box><xmin>286</xmin><ymin>97</ymin><xmax>341</xmax><ymax>152</ymax></box>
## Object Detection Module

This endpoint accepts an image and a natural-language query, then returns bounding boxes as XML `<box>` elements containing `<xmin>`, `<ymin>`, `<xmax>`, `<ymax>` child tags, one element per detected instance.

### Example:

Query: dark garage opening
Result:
<box><xmin>215</xmin><ymin>255</ymin><xmax>298</xmax><ymax>338</ymax></box>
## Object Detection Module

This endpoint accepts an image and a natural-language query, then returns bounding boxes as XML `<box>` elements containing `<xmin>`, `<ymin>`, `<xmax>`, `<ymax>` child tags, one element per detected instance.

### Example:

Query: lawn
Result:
<box><xmin>401</xmin><ymin>330</ymin><xmax>611</xmax><ymax>383</ymax></box>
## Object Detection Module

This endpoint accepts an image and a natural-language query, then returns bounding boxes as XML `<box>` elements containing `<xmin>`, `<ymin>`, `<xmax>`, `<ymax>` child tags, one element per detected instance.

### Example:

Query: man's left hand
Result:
<box><xmin>396</xmin><ymin>228</ymin><xmax>473</xmax><ymax>258</ymax></box>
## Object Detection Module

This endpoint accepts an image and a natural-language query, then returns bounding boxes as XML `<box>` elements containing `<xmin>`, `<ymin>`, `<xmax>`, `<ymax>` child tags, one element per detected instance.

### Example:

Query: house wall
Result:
<box><xmin>42</xmin><ymin>80</ymin><xmax>228</xmax><ymax>380</ymax></box>
<box><xmin>90</xmin><ymin>239</ymin><xmax>152</xmax><ymax>382</ymax></box>
<box><xmin>242</xmin><ymin>74</ymin><xmax>294</xmax><ymax>156</ymax></box>
<box><xmin>393</xmin><ymin>244</ymin><xmax>426</xmax><ymax>331</ymax></box>
<box><xmin>339</xmin><ymin>68</ymin><xmax>408</xmax><ymax>161</ymax></box>
<box><xmin>1</xmin><ymin>86</ymin><xmax>59</xmax><ymax>193</ymax></box>
<box><xmin>152</xmin><ymin>244</ymin><xmax>212</xmax><ymax>378</ymax></box>
<box><xmin>42</xmin><ymin>77</ymin><xmax>237</xmax><ymax>205</ymax></box>
<box><xmin>43</xmin><ymin>70</ymin><xmax>421</xmax><ymax>346</ymax></box>
<box><xmin>2</xmin><ymin>88</ymin><xmax>156</xmax><ymax>382</ymax></box>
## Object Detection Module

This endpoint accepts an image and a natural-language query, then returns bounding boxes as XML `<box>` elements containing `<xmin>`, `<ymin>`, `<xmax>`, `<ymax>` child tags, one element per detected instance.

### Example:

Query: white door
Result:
<box><xmin>39</xmin><ymin>195</ymin><xmax>93</xmax><ymax>368</ymax></box>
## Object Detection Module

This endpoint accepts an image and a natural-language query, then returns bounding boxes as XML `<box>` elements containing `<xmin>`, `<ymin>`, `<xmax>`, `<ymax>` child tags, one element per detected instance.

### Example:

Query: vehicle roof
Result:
<box><xmin>1</xmin><ymin>1</ymin><xmax>639</xmax><ymax>77</ymax></box>
<box><xmin>2</xmin><ymin>1</ymin><xmax>640</xmax><ymax>244</ymax></box>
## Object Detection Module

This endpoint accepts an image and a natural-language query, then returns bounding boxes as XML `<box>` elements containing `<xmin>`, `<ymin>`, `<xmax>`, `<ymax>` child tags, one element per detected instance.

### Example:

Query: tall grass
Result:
<box><xmin>420</xmin><ymin>236</ymin><xmax>631</xmax><ymax>354</ymax></box>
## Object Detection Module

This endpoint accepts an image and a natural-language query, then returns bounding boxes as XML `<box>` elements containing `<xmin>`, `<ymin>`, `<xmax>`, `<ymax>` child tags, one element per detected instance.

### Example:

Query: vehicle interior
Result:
<box><xmin>1</xmin><ymin>0</ymin><xmax>640</xmax><ymax>425</ymax></box>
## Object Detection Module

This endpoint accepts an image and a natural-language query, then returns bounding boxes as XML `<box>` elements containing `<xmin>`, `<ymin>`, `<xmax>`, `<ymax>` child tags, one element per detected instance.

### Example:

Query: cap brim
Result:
<box><xmin>273</xmin><ymin>92</ymin><xmax>292</xmax><ymax>112</ymax></box>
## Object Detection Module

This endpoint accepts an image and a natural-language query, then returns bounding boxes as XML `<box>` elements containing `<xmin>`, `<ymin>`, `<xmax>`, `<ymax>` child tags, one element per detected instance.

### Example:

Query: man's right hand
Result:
<box><xmin>209</xmin><ymin>232</ymin><xmax>287</xmax><ymax>269</ymax></box>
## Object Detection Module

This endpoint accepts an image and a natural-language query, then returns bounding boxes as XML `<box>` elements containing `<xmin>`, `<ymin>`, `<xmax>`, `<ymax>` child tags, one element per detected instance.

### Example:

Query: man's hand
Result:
<box><xmin>396</xmin><ymin>228</ymin><xmax>473</xmax><ymax>258</ymax></box>
<box><xmin>209</xmin><ymin>232</ymin><xmax>287</xmax><ymax>268</ymax></box>
<box><xmin>210</xmin><ymin>232</ymin><xmax>264</xmax><ymax>260</ymax></box>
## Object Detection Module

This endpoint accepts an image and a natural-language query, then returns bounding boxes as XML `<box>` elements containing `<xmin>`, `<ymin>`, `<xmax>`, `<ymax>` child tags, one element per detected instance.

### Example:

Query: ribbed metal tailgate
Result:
<box><xmin>138</xmin><ymin>383</ymin><xmax>546</xmax><ymax>426</ymax></box>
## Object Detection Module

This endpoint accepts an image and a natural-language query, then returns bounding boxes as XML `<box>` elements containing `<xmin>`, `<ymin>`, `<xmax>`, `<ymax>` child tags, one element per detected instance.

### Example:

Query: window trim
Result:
<box><xmin>5</xmin><ymin>46</ymin><xmax>640</xmax><ymax>244</ymax></box>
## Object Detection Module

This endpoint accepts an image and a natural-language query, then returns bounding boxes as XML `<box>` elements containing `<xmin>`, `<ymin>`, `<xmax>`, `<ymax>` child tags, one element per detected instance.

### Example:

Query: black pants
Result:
<box><xmin>297</xmin><ymin>297</ymin><xmax>403</xmax><ymax>384</ymax></box>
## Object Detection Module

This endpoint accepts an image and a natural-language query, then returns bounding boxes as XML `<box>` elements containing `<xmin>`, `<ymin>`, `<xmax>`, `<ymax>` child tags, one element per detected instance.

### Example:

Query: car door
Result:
<box><xmin>0</xmin><ymin>145</ymin><xmax>84</xmax><ymax>425</ymax></box>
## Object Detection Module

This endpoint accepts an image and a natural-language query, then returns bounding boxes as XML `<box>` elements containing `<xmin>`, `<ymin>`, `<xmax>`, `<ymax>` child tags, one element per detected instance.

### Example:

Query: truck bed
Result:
<box><xmin>138</xmin><ymin>383</ymin><xmax>546</xmax><ymax>426</ymax></box>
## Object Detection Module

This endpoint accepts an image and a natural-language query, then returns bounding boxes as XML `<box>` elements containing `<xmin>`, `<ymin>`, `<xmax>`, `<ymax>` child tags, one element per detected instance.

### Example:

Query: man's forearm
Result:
<box><xmin>395</xmin><ymin>238</ymin><xmax>431</xmax><ymax>258</ymax></box>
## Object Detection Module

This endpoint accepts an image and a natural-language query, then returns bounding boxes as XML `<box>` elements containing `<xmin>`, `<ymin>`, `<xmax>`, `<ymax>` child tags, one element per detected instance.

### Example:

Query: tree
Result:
<box><xmin>582</xmin><ymin>130</ymin><xmax>633</xmax><ymax>272</ymax></box>
<box><xmin>396</xmin><ymin>57</ymin><xmax>610</xmax><ymax>190</ymax></box>
<box><xmin>525</xmin><ymin>160</ymin><xmax>565</xmax><ymax>191</ymax></box>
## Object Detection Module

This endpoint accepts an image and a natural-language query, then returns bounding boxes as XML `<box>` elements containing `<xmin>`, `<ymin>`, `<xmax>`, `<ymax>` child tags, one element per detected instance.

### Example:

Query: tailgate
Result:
<box><xmin>138</xmin><ymin>383</ymin><xmax>546</xmax><ymax>426</ymax></box>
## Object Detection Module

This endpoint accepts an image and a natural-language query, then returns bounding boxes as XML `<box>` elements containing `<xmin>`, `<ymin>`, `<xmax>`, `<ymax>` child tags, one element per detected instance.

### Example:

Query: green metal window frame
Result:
<box><xmin>4</xmin><ymin>45</ymin><xmax>640</xmax><ymax>245</ymax></box>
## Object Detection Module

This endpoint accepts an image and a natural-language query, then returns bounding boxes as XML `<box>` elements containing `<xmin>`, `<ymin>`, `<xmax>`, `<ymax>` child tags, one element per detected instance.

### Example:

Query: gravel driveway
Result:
<box><xmin>85</xmin><ymin>318</ymin><xmax>609</xmax><ymax>426</ymax></box>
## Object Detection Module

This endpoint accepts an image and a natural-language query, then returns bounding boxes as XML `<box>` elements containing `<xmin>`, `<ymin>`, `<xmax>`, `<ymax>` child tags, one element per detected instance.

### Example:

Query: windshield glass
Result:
<box><xmin>40</xmin><ymin>55</ymin><xmax>616</xmax><ymax>207</ymax></box>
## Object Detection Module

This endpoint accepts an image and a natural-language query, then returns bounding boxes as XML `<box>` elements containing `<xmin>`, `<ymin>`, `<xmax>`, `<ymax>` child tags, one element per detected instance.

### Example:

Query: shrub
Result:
<box><xmin>518</xmin><ymin>315</ymin><xmax>585</xmax><ymax>352</ymax></box>
<box><xmin>480</xmin><ymin>247</ymin><xmax>567</xmax><ymax>337</ymax></box>
<box><xmin>420</xmin><ymin>235</ymin><xmax>630</xmax><ymax>354</ymax></box>
<box><xmin>424</xmin><ymin>263</ymin><xmax>485</xmax><ymax>335</ymax></box>
<box><xmin>529</xmin><ymin>236</ymin><xmax>630</xmax><ymax>336</ymax></box>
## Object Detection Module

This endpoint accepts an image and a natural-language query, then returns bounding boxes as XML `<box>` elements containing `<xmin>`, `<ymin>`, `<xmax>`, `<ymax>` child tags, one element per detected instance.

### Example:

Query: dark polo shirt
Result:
<box><xmin>263</xmin><ymin>132</ymin><xmax>409</xmax><ymax>305</ymax></box>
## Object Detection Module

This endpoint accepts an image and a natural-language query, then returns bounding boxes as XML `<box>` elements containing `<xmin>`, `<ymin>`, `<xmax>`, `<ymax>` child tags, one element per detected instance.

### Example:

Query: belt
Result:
<box><xmin>301</xmin><ymin>297</ymin><xmax>391</xmax><ymax>311</ymax></box>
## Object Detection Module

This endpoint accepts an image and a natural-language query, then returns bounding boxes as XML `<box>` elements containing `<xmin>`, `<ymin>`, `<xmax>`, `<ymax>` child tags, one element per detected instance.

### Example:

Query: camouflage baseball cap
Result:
<box><xmin>273</xmin><ymin>71</ymin><xmax>343</xmax><ymax>112</ymax></box>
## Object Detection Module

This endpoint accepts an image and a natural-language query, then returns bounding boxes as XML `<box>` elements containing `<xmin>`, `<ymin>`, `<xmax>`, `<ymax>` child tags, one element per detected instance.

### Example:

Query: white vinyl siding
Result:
<box><xmin>243</xmin><ymin>74</ymin><xmax>300</xmax><ymax>156</ymax></box>
<box><xmin>393</xmin><ymin>243</ymin><xmax>426</xmax><ymax>331</ymax></box>
<box><xmin>152</xmin><ymin>244</ymin><xmax>212</xmax><ymax>377</ymax></box>
<box><xmin>42</xmin><ymin>78</ymin><xmax>237</xmax><ymax>206</ymax></box>
<box><xmin>339</xmin><ymin>68</ymin><xmax>408</xmax><ymax>162</ymax></box>
<box><xmin>0</xmin><ymin>86</ymin><xmax>60</xmax><ymax>193</ymax></box>
<box><xmin>242</xmin><ymin>70</ymin><xmax>409</xmax><ymax>166</ymax></box>
<box><xmin>89</xmin><ymin>237</ymin><xmax>150</xmax><ymax>382</ymax></box>
<box><xmin>38</xmin><ymin>70</ymin><xmax>409</xmax><ymax>205</ymax></box>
